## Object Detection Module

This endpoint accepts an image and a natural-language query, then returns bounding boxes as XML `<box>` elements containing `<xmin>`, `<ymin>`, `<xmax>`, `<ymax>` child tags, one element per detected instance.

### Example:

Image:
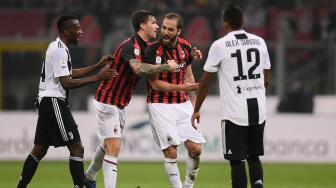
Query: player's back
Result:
<box><xmin>208</xmin><ymin>30</ymin><xmax>271</xmax><ymax>125</ymax></box>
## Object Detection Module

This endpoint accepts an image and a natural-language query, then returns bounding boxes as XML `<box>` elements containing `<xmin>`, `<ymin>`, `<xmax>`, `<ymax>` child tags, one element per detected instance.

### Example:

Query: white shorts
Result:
<box><xmin>148</xmin><ymin>101</ymin><xmax>206</xmax><ymax>150</ymax></box>
<box><xmin>94</xmin><ymin>100</ymin><xmax>125</xmax><ymax>139</ymax></box>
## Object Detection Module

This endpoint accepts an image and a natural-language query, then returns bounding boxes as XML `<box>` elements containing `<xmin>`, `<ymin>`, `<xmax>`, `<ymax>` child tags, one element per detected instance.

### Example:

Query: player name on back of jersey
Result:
<box><xmin>225</xmin><ymin>38</ymin><xmax>260</xmax><ymax>47</ymax></box>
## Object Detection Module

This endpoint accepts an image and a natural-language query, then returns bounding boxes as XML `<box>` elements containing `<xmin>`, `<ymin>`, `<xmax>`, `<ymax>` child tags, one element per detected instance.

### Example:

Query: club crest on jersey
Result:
<box><xmin>134</xmin><ymin>48</ymin><xmax>140</xmax><ymax>56</ymax></box>
<box><xmin>155</xmin><ymin>56</ymin><xmax>162</xmax><ymax>64</ymax></box>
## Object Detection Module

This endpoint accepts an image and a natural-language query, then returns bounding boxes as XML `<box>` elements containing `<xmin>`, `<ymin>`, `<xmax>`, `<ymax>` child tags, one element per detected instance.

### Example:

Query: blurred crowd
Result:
<box><xmin>1</xmin><ymin>0</ymin><xmax>336</xmax><ymax>110</ymax></box>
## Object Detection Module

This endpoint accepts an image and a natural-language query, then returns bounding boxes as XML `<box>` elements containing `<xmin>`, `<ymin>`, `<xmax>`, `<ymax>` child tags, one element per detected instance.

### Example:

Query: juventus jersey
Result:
<box><xmin>204</xmin><ymin>30</ymin><xmax>271</xmax><ymax>126</ymax></box>
<box><xmin>38</xmin><ymin>37</ymin><xmax>72</xmax><ymax>101</ymax></box>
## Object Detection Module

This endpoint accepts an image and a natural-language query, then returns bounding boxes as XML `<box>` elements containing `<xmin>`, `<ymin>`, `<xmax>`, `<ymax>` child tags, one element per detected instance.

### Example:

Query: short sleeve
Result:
<box><xmin>52</xmin><ymin>48</ymin><xmax>70</xmax><ymax>78</ymax></box>
<box><xmin>144</xmin><ymin>45</ymin><xmax>158</xmax><ymax>65</ymax></box>
<box><xmin>262</xmin><ymin>40</ymin><xmax>271</xmax><ymax>70</ymax></box>
<box><xmin>204</xmin><ymin>42</ymin><xmax>221</xmax><ymax>73</ymax></box>
<box><xmin>120</xmin><ymin>42</ymin><xmax>135</xmax><ymax>63</ymax></box>
<box><xmin>185</xmin><ymin>45</ymin><xmax>192</xmax><ymax>66</ymax></box>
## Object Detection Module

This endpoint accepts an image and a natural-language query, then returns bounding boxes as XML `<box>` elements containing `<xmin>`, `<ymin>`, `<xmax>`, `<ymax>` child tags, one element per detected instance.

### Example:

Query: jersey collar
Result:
<box><xmin>56</xmin><ymin>37</ymin><xmax>69</xmax><ymax>50</ymax></box>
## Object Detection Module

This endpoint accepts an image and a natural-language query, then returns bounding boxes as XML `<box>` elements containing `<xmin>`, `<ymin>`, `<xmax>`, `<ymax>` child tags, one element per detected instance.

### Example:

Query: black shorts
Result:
<box><xmin>221</xmin><ymin>120</ymin><xmax>265</xmax><ymax>161</ymax></box>
<box><xmin>34</xmin><ymin>97</ymin><xmax>81</xmax><ymax>147</ymax></box>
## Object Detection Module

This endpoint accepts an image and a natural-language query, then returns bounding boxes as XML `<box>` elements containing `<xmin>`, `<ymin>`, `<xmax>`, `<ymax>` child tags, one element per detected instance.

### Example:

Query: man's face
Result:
<box><xmin>143</xmin><ymin>15</ymin><xmax>159</xmax><ymax>40</ymax></box>
<box><xmin>65</xmin><ymin>19</ymin><xmax>83</xmax><ymax>45</ymax></box>
<box><xmin>160</xmin><ymin>18</ymin><xmax>181</xmax><ymax>47</ymax></box>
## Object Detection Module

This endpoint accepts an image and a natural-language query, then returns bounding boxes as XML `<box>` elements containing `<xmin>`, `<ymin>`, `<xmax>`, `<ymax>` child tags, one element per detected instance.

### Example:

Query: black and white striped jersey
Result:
<box><xmin>38</xmin><ymin>37</ymin><xmax>72</xmax><ymax>101</ymax></box>
<box><xmin>204</xmin><ymin>30</ymin><xmax>271</xmax><ymax>126</ymax></box>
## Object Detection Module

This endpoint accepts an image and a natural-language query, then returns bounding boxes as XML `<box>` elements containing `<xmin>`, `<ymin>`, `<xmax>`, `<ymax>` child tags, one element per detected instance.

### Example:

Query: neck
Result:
<box><xmin>137</xmin><ymin>31</ymin><xmax>149</xmax><ymax>42</ymax></box>
<box><xmin>168</xmin><ymin>38</ymin><xmax>178</xmax><ymax>48</ymax></box>
<box><xmin>59</xmin><ymin>35</ymin><xmax>69</xmax><ymax>47</ymax></box>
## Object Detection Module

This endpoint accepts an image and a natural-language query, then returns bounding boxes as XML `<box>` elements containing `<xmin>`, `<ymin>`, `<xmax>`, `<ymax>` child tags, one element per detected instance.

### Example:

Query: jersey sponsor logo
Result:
<box><xmin>155</xmin><ymin>56</ymin><xmax>162</xmax><ymax>64</ymax></box>
<box><xmin>134</xmin><ymin>48</ymin><xmax>140</xmax><ymax>56</ymax></box>
<box><xmin>176</xmin><ymin>62</ymin><xmax>186</xmax><ymax>72</ymax></box>
<box><xmin>237</xmin><ymin>86</ymin><xmax>242</xmax><ymax>94</ymax></box>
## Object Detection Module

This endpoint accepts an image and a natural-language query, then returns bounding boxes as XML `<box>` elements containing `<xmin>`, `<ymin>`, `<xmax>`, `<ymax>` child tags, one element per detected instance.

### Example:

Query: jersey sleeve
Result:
<box><xmin>120</xmin><ymin>42</ymin><xmax>135</xmax><ymax>62</ymax></box>
<box><xmin>144</xmin><ymin>45</ymin><xmax>158</xmax><ymax>65</ymax></box>
<box><xmin>51</xmin><ymin>48</ymin><xmax>70</xmax><ymax>78</ymax></box>
<box><xmin>204</xmin><ymin>42</ymin><xmax>221</xmax><ymax>73</ymax></box>
<box><xmin>185</xmin><ymin>45</ymin><xmax>192</xmax><ymax>66</ymax></box>
<box><xmin>261</xmin><ymin>40</ymin><xmax>271</xmax><ymax>70</ymax></box>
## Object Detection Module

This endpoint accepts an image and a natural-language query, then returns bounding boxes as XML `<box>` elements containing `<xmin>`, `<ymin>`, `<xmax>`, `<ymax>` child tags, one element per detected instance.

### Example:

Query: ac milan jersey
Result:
<box><xmin>38</xmin><ymin>37</ymin><xmax>72</xmax><ymax>101</ymax></box>
<box><xmin>95</xmin><ymin>34</ymin><xmax>146</xmax><ymax>109</ymax></box>
<box><xmin>145</xmin><ymin>37</ymin><xmax>192</xmax><ymax>104</ymax></box>
<box><xmin>204</xmin><ymin>30</ymin><xmax>271</xmax><ymax>126</ymax></box>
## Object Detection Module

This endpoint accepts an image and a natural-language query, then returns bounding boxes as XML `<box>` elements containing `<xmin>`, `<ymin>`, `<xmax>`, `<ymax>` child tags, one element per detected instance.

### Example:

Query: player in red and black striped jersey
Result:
<box><xmin>84</xmin><ymin>10</ymin><xmax>178</xmax><ymax>188</ymax></box>
<box><xmin>144</xmin><ymin>13</ymin><xmax>205</xmax><ymax>188</ymax></box>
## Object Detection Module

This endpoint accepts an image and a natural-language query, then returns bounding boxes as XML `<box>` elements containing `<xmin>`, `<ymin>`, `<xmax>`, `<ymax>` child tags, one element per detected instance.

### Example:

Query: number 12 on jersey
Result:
<box><xmin>231</xmin><ymin>48</ymin><xmax>260</xmax><ymax>81</ymax></box>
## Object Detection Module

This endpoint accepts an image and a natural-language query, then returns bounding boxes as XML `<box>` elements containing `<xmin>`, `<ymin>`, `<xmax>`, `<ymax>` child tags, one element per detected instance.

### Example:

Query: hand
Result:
<box><xmin>181</xmin><ymin>82</ymin><xmax>199</xmax><ymax>92</ymax></box>
<box><xmin>98</xmin><ymin>55</ymin><xmax>114</xmax><ymax>68</ymax></box>
<box><xmin>97</xmin><ymin>67</ymin><xmax>118</xmax><ymax>81</ymax></box>
<box><xmin>191</xmin><ymin>47</ymin><xmax>203</xmax><ymax>60</ymax></box>
<box><xmin>167</xmin><ymin>59</ymin><xmax>177</xmax><ymax>72</ymax></box>
<box><xmin>191</xmin><ymin>112</ymin><xmax>200</xmax><ymax>129</ymax></box>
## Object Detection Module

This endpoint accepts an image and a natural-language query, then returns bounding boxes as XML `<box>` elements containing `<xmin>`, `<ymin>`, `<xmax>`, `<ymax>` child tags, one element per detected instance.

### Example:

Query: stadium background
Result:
<box><xmin>0</xmin><ymin>0</ymin><xmax>336</xmax><ymax>187</ymax></box>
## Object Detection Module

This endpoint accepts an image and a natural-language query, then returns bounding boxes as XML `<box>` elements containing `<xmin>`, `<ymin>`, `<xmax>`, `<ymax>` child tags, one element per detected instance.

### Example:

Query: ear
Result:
<box><xmin>223</xmin><ymin>21</ymin><xmax>230</xmax><ymax>30</ymax></box>
<box><xmin>140</xmin><ymin>23</ymin><xmax>146</xmax><ymax>31</ymax></box>
<box><xmin>177</xmin><ymin>28</ymin><xmax>181</xmax><ymax>36</ymax></box>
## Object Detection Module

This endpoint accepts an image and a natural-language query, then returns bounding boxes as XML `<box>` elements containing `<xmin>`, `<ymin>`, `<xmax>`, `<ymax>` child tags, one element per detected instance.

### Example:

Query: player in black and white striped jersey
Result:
<box><xmin>17</xmin><ymin>14</ymin><xmax>117</xmax><ymax>188</ymax></box>
<box><xmin>192</xmin><ymin>4</ymin><xmax>271</xmax><ymax>188</ymax></box>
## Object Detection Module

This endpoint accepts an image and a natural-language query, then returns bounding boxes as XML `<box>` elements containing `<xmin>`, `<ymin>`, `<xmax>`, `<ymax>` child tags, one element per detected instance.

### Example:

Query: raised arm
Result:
<box><xmin>129</xmin><ymin>59</ymin><xmax>177</xmax><ymax>76</ymax></box>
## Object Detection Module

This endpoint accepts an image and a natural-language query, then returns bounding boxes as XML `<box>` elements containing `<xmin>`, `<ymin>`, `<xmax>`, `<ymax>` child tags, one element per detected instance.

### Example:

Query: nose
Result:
<box><xmin>79</xmin><ymin>29</ymin><xmax>84</xmax><ymax>35</ymax></box>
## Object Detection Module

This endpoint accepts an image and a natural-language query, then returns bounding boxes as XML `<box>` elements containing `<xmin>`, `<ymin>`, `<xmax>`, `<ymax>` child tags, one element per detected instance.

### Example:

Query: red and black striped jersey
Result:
<box><xmin>144</xmin><ymin>37</ymin><xmax>192</xmax><ymax>104</ymax></box>
<box><xmin>95</xmin><ymin>34</ymin><xmax>147</xmax><ymax>109</ymax></box>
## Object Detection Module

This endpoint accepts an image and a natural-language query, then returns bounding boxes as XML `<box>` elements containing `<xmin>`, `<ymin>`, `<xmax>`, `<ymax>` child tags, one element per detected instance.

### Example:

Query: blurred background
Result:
<box><xmin>1</xmin><ymin>0</ymin><xmax>336</xmax><ymax>111</ymax></box>
<box><xmin>1</xmin><ymin>0</ymin><xmax>336</xmax><ymax>187</ymax></box>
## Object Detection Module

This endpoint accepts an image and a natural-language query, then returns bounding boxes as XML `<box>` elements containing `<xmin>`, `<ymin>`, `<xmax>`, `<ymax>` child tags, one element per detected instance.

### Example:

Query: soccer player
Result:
<box><xmin>144</xmin><ymin>12</ymin><xmax>206</xmax><ymax>188</ymax></box>
<box><xmin>192</xmin><ymin>4</ymin><xmax>271</xmax><ymax>188</ymax></box>
<box><xmin>17</xmin><ymin>15</ymin><xmax>117</xmax><ymax>188</ymax></box>
<box><xmin>83</xmin><ymin>10</ymin><xmax>181</xmax><ymax>188</ymax></box>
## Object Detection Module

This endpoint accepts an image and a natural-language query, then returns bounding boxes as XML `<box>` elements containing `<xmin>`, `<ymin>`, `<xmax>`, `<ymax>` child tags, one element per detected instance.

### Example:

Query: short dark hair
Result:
<box><xmin>164</xmin><ymin>12</ymin><xmax>183</xmax><ymax>29</ymax></box>
<box><xmin>57</xmin><ymin>14</ymin><xmax>77</xmax><ymax>33</ymax></box>
<box><xmin>131</xmin><ymin>10</ymin><xmax>156</xmax><ymax>32</ymax></box>
<box><xmin>222</xmin><ymin>4</ymin><xmax>243</xmax><ymax>29</ymax></box>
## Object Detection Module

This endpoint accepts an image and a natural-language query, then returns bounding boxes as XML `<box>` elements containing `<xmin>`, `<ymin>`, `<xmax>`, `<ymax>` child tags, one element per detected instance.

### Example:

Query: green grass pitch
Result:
<box><xmin>2</xmin><ymin>161</ymin><xmax>336</xmax><ymax>188</ymax></box>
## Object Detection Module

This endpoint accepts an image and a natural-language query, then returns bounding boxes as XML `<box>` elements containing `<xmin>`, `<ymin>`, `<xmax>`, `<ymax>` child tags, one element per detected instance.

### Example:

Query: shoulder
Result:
<box><xmin>147</xmin><ymin>40</ymin><xmax>161</xmax><ymax>48</ymax></box>
<box><xmin>246</xmin><ymin>32</ymin><xmax>267</xmax><ymax>44</ymax></box>
<box><xmin>177</xmin><ymin>37</ymin><xmax>191</xmax><ymax>48</ymax></box>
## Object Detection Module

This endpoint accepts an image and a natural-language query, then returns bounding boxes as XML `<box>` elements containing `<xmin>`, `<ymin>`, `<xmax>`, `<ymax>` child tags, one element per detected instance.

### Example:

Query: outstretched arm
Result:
<box><xmin>59</xmin><ymin>67</ymin><xmax>117</xmax><ymax>89</ymax></box>
<box><xmin>129</xmin><ymin>59</ymin><xmax>177</xmax><ymax>76</ymax></box>
<box><xmin>72</xmin><ymin>55</ymin><xmax>114</xmax><ymax>78</ymax></box>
